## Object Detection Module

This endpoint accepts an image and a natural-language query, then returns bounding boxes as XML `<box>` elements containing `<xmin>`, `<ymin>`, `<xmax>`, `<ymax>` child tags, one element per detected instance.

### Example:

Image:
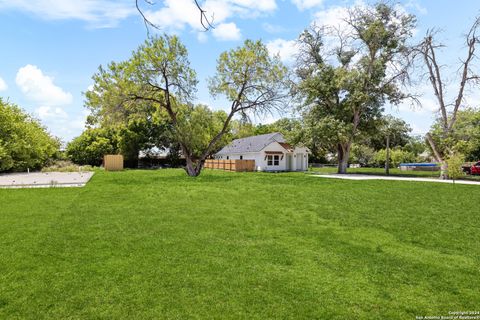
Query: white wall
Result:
<box><xmin>260</xmin><ymin>142</ymin><xmax>287</xmax><ymax>171</ymax></box>
<box><xmin>216</xmin><ymin>143</ymin><xmax>309</xmax><ymax>171</ymax></box>
<box><xmin>291</xmin><ymin>147</ymin><xmax>309</xmax><ymax>171</ymax></box>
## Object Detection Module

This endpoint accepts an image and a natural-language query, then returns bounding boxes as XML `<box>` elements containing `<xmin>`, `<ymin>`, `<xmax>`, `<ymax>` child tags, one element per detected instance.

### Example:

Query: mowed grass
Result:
<box><xmin>0</xmin><ymin>169</ymin><xmax>479</xmax><ymax>319</ymax></box>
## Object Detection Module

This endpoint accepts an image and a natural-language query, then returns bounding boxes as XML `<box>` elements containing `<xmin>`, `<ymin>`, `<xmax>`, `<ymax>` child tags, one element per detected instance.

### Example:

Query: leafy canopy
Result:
<box><xmin>0</xmin><ymin>99</ymin><xmax>60</xmax><ymax>172</ymax></box>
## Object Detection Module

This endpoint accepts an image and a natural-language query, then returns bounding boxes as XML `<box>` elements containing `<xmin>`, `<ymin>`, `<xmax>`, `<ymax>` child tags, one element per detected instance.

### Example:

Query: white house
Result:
<box><xmin>215</xmin><ymin>132</ymin><xmax>309</xmax><ymax>171</ymax></box>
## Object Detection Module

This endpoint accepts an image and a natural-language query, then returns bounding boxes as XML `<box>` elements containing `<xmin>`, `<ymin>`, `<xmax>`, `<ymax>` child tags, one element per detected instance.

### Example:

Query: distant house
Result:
<box><xmin>215</xmin><ymin>132</ymin><xmax>309</xmax><ymax>171</ymax></box>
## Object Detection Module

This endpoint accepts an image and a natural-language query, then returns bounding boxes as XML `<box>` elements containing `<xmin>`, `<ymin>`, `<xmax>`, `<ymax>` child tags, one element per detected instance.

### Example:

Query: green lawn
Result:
<box><xmin>1</xmin><ymin>169</ymin><xmax>479</xmax><ymax>319</ymax></box>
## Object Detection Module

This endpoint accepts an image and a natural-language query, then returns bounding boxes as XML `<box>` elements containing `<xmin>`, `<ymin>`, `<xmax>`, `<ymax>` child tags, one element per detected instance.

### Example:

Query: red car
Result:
<box><xmin>463</xmin><ymin>161</ymin><xmax>480</xmax><ymax>175</ymax></box>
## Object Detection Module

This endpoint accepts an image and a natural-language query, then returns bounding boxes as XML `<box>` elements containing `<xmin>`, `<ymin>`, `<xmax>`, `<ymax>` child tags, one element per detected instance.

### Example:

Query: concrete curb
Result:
<box><xmin>311</xmin><ymin>174</ymin><xmax>480</xmax><ymax>185</ymax></box>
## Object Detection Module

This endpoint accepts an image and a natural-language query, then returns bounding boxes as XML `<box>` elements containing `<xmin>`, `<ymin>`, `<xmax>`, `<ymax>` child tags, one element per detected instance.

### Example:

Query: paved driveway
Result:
<box><xmin>0</xmin><ymin>172</ymin><xmax>95</xmax><ymax>188</ymax></box>
<box><xmin>312</xmin><ymin>174</ymin><xmax>480</xmax><ymax>185</ymax></box>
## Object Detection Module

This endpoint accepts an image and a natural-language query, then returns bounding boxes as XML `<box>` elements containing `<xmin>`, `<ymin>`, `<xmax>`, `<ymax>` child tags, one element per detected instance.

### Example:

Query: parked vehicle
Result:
<box><xmin>462</xmin><ymin>161</ymin><xmax>480</xmax><ymax>175</ymax></box>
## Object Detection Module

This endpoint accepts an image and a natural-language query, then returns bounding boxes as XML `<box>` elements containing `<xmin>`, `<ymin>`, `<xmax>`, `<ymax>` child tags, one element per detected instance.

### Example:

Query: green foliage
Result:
<box><xmin>368</xmin><ymin>115</ymin><xmax>412</xmax><ymax>150</ymax></box>
<box><xmin>86</xmin><ymin>35</ymin><xmax>197</xmax><ymax>124</ymax></box>
<box><xmin>430</xmin><ymin>108</ymin><xmax>480</xmax><ymax>162</ymax></box>
<box><xmin>446</xmin><ymin>153</ymin><xmax>465</xmax><ymax>181</ymax></box>
<box><xmin>403</xmin><ymin>135</ymin><xmax>427</xmax><ymax>157</ymax></box>
<box><xmin>295</xmin><ymin>3</ymin><xmax>416</xmax><ymax>172</ymax></box>
<box><xmin>66</xmin><ymin>127</ymin><xmax>118</xmax><ymax>166</ymax></box>
<box><xmin>373</xmin><ymin>148</ymin><xmax>416</xmax><ymax>168</ymax></box>
<box><xmin>350</xmin><ymin>144</ymin><xmax>376</xmax><ymax>166</ymax></box>
<box><xmin>41</xmin><ymin>160</ymin><xmax>94</xmax><ymax>172</ymax></box>
<box><xmin>175</xmin><ymin>104</ymin><xmax>231</xmax><ymax>160</ymax></box>
<box><xmin>231</xmin><ymin>118</ymin><xmax>303</xmax><ymax>142</ymax></box>
<box><xmin>84</xmin><ymin>35</ymin><xmax>189</xmax><ymax>166</ymax></box>
<box><xmin>208</xmin><ymin>39</ymin><xmax>288</xmax><ymax>116</ymax></box>
<box><xmin>0</xmin><ymin>99</ymin><xmax>60</xmax><ymax>172</ymax></box>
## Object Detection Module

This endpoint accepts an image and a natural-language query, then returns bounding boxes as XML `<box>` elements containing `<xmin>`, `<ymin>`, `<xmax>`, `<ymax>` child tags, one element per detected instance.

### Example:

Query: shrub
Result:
<box><xmin>373</xmin><ymin>149</ymin><xmax>416</xmax><ymax>168</ymax></box>
<box><xmin>41</xmin><ymin>160</ymin><xmax>94</xmax><ymax>172</ymax></box>
<box><xmin>350</xmin><ymin>144</ymin><xmax>376</xmax><ymax>166</ymax></box>
<box><xmin>66</xmin><ymin>128</ymin><xmax>118</xmax><ymax>166</ymax></box>
<box><xmin>0</xmin><ymin>99</ymin><xmax>60</xmax><ymax>172</ymax></box>
<box><xmin>446</xmin><ymin>153</ymin><xmax>465</xmax><ymax>181</ymax></box>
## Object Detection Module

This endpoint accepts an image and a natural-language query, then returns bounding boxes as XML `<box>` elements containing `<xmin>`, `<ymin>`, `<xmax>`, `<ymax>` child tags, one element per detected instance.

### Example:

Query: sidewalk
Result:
<box><xmin>311</xmin><ymin>173</ymin><xmax>480</xmax><ymax>185</ymax></box>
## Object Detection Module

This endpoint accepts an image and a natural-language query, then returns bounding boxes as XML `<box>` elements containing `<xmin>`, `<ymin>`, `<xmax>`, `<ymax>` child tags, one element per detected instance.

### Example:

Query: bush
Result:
<box><xmin>66</xmin><ymin>128</ymin><xmax>118</xmax><ymax>166</ymax></box>
<box><xmin>0</xmin><ymin>99</ymin><xmax>60</xmax><ymax>172</ymax></box>
<box><xmin>41</xmin><ymin>160</ymin><xmax>94</xmax><ymax>172</ymax></box>
<box><xmin>446</xmin><ymin>153</ymin><xmax>465</xmax><ymax>181</ymax></box>
<box><xmin>350</xmin><ymin>144</ymin><xmax>375</xmax><ymax>166</ymax></box>
<box><xmin>373</xmin><ymin>148</ymin><xmax>416</xmax><ymax>168</ymax></box>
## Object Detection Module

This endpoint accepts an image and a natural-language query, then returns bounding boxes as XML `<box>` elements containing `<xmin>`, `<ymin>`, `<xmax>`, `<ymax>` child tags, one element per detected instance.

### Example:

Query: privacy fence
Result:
<box><xmin>204</xmin><ymin>159</ymin><xmax>255</xmax><ymax>172</ymax></box>
<box><xmin>103</xmin><ymin>155</ymin><xmax>124</xmax><ymax>171</ymax></box>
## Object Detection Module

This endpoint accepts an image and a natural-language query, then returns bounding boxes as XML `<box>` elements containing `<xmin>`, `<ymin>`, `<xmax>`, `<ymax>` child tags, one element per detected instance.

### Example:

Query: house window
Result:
<box><xmin>240</xmin><ymin>155</ymin><xmax>243</xmax><ymax>160</ymax></box>
<box><xmin>267</xmin><ymin>155</ymin><xmax>280</xmax><ymax>166</ymax></box>
<box><xmin>226</xmin><ymin>156</ymin><xmax>229</xmax><ymax>160</ymax></box>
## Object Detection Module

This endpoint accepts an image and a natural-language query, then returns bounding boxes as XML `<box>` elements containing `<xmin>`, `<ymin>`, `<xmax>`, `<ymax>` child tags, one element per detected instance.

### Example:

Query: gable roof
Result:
<box><xmin>216</xmin><ymin>132</ymin><xmax>286</xmax><ymax>155</ymax></box>
<box><xmin>278</xmin><ymin>142</ymin><xmax>293</xmax><ymax>152</ymax></box>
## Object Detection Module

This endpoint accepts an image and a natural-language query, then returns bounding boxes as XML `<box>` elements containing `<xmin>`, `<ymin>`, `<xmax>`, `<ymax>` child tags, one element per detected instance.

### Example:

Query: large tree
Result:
<box><xmin>85</xmin><ymin>76</ymin><xmax>173</xmax><ymax>167</ymax></box>
<box><xmin>414</xmin><ymin>17</ymin><xmax>480</xmax><ymax>178</ymax></box>
<box><xmin>429</xmin><ymin>108</ymin><xmax>480</xmax><ymax>162</ymax></box>
<box><xmin>294</xmin><ymin>3</ymin><xmax>416</xmax><ymax>173</ymax></box>
<box><xmin>87</xmin><ymin>35</ymin><xmax>287</xmax><ymax>176</ymax></box>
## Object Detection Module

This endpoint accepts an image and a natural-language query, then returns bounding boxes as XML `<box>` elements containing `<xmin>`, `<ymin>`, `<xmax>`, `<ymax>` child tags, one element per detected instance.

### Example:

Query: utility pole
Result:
<box><xmin>385</xmin><ymin>134</ymin><xmax>390</xmax><ymax>175</ymax></box>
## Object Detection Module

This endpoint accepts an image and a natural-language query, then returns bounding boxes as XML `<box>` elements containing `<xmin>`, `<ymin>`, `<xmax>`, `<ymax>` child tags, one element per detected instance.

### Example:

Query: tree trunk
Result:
<box><xmin>425</xmin><ymin>132</ymin><xmax>447</xmax><ymax>179</ymax></box>
<box><xmin>184</xmin><ymin>155</ymin><xmax>204</xmax><ymax>177</ymax></box>
<box><xmin>337</xmin><ymin>142</ymin><xmax>351</xmax><ymax>174</ymax></box>
<box><xmin>439</xmin><ymin>161</ymin><xmax>448</xmax><ymax>180</ymax></box>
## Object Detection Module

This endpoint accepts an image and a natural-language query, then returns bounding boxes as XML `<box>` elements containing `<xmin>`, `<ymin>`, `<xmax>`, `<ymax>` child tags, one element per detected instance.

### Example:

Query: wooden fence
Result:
<box><xmin>204</xmin><ymin>159</ymin><xmax>255</xmax><ymax>172</ymax></box>
<box><xmin>104</xmin><ymin>155</ymin><xmax>124</xmax><ymax>171</ymax></box>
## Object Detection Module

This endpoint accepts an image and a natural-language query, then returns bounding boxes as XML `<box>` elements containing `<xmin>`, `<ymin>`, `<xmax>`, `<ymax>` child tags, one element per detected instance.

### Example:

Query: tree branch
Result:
<box><xmin>136</xmin><ymin>0</ymin><xmax>214</xmax><ymax>34</ymax></box>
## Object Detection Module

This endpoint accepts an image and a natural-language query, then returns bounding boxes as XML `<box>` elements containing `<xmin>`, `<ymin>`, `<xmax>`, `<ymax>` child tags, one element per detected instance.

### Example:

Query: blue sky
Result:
<box><xmin>0</xmin><ymin>0</ymin><xmax>479</xmax><ymax>143</ymax></box>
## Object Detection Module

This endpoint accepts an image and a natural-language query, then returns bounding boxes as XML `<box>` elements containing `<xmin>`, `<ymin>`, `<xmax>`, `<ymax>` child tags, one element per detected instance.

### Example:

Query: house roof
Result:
<box><xmin>278</xmin><ymin>142</ymin><xmax>293</xmax><ymax>152</ymax></box>
<box><xmin>216</xmin><ymin>132</ymin><xmax>286</xmax><ymax>155</ymax></box>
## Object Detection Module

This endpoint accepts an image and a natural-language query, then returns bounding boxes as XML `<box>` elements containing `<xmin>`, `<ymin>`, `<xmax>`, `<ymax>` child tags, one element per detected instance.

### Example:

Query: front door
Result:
<box><xmin>286</xmin><ymin>154</ymin><xmax>293</xmax><ymax>171</ymax></box>
<box><xmin>296</xmin><ymin>153</ymin><xmax>304</xmax><ymax>171</ymax></box>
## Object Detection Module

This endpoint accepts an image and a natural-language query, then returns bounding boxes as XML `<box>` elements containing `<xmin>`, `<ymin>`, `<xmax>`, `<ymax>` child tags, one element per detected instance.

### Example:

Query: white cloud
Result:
<box><xmin>212</xmin><ymin>22</ymin><xmax>241</xmax><ymax>41</ymax></box>
<box><xmin>0</xmin><ymin>0</ymin><xmax>135</xmax><ymax>28</ymax></box>
<box><xmin>15</xmin><ymin>64</ymin><xmax>77</xmax><ymax>140</ymax></box>
<box><xmin>197</xmin><ymin>32</ymin><xmax>208</xmax><ymax>43</ymax></box>
<box><xmin>231</xmin><ymin>0</ymin><xmax>277</xmax><ymax>12</ymax></box>
<box><xmin>292</xmin><ymin>0</ymin><xmax>324</xmax><ymax>11</ymax></box>
<box><xmin>36</xmin><ymin>106</ymin><xmax>68</xmax><ymax>120</ymax></box>
<box><xmin>405</xmin><ymin>0</ymin><xmax>427</xmax><ymax>15</ymax></box>
<box><xmin>262</xmin><ymin>22</ymin><xmax>286</xmax><ymax>34</ymax></box>
<box><xmin>16</xmin><ymin>64</ymin><xmax>73</xmax><ymax>107</ymax></box>
<box><xmin>144</xmin><ymin>0</ymin><xmax>201</xmax><ymax>32</ymax></box>
<box><xmin>39</xmin><ymin>111</ymin><xmax>88</xmax><ymax>142</ymax></box>
<box><xmin>145</xmin><ymin>0</ymin><xmax>277</xmax><ymax>40</ymax></box>
<box><xmin>266</xmin><ymin>38</ymin><xmax>298</xmax><ymax>63</ymax></box>
<box><xmin>313</xmin><ymin>4</ymin><xmax>351</xmax><ymax>30</ymax></box>
<box><xmin>0</xmin><ymin>76</ymin><xmax>7</xmax><ymax>91</ymax></box>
